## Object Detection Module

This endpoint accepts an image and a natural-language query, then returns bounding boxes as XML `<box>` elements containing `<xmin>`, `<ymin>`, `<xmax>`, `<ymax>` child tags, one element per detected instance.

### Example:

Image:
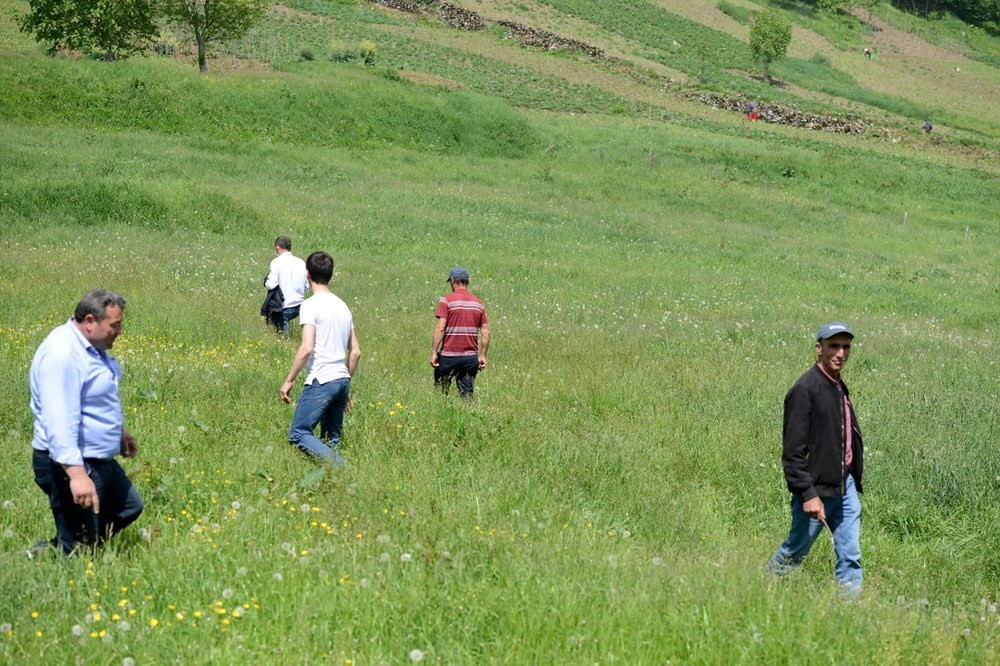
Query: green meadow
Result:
<box><xmin>1</xmin><ymin>0</ymin><xmax>999</xmax><ymax>662</ymax></box>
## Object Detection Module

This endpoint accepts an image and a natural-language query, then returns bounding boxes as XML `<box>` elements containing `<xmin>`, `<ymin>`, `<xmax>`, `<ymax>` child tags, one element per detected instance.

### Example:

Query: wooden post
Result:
<box><xmin>647</xmin><ymin>150</ymin><xmax>653</xmax><ymax>169</ymax></box>
<box><xmin>903</xmin><ymin>211</ymin><xmax>908</xmax><ymax>225</ymax></box>
<box><xmin>965</xmin><ymin>226</ymin><xmax>970</xmax><ymax>241</ymax></box>
<box><xmin>711</xmin><ymin>166</ymin><xmax>716</xmax><ymax>179</ymax></box>
<box><xmin>598</xmin><ymin>147</ymin><xmax>603</xmax><ymax>160</ymax></box>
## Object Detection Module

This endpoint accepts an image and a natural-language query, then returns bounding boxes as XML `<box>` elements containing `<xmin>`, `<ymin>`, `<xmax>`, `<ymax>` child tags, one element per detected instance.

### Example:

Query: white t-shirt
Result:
<box><xmin>300</xmin><ymin>291</ymin><xmax>353</xmax><ymax>385</ymax></box>
<box><xmin>265</xmin><ymin>252</ymin><xmax>308</xmax><ymax>309</ymax></box>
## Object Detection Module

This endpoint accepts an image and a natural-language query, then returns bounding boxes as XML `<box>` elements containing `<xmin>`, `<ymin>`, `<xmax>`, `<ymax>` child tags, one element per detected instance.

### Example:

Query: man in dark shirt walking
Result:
<box><xmin>767</xmin><ymin>322</ymin><xmax>865</xmax><ymax>593</ymax></box>
<box><xmin>430</xmin><ymin>267</ymin><xmax>490</xmax><ymax>399</ymax></box>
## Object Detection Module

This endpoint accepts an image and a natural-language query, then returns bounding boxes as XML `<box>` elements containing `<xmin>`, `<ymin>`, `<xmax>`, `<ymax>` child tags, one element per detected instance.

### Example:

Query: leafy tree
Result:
<box><xmin>749</xmin><ymin>9</ymin><xmax>792</xmax><ymax>84</ymax></box>
<box><xmin>19</xmin><ymin>0</ymin><xmax>157</xmax><ymax>61</ymax></box>
<box><xmin>162</xmin><ymin>0</ymin><xmax>267</xmax><ymax>73</ymax></box>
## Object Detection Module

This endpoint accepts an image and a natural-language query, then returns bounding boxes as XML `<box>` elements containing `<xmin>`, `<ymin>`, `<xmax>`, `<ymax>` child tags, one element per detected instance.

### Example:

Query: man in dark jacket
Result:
<box><xmin>767</xmin><ymin>322</ymin><xmax>864</xmax><ymax>592</ymax></box>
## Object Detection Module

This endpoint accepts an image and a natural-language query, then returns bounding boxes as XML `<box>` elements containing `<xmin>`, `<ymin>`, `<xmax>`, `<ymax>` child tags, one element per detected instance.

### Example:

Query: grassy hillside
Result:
<box><xmin>1</xmin><ymin>0</ymin><xmax>999</xmax><ymax>663</ymax></box>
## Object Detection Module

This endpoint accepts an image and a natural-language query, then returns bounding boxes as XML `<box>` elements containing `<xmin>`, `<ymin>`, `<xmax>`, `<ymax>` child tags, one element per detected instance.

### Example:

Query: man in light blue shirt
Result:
<box><xmin>30</xmin><ymin>290</ymin><xmax>143</xmax><ymax>555</ymax></box>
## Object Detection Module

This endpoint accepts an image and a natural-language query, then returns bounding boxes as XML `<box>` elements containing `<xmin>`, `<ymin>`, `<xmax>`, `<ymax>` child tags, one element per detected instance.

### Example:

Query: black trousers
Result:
<box><xmin>434</xmin><ymin>354</ymin><xmax>479</xmax><ymax>399</ymax></box>
<box><xmin>33</xmin><ymin>451</ymin><xmax>143</xmax><ymax>554</ymax></box>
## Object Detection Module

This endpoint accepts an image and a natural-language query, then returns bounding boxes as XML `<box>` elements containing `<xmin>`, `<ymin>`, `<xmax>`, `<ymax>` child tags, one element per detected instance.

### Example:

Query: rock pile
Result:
<box><xmin>372</xmin><ymin>0</ymin><xmax>426</xmax><ymax>14</ymax></box>
<box><xmin>370</xmin><ymin>0</ymin><xmax>611</xmax><ymax>61</ymax></box>
<box><xmin>494</xmin><ymin>20</ymin><xmax>610</xmax><ymax>61</ymax></box>
<box><xmin>437</xmin><ymin>2</ymin><xmax>489</xmax><ymax>31</ymax></box>
<box><xmin>690</xmin><ymin>92</ymin><xmax>869</xmax><ymax>134</ymax></box>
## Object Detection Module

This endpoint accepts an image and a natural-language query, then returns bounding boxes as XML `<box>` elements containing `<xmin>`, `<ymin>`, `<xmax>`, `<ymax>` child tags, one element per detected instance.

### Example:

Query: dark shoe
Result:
<box><xmin>26</xmin><ymin>538</ymin><xmax>55</xmax><ymax>560</ymax></box>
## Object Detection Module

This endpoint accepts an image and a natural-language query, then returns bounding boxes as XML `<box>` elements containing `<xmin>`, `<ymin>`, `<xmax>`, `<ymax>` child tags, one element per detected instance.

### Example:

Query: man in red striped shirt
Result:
<box><xmin>430</xmin><ymin>267</ymin><xmax>490</xmax><ymax>399</ymax></box>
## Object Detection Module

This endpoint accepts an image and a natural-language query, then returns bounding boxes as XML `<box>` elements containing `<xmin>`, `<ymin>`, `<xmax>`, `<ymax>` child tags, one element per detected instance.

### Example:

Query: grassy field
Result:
<box><xmin>2</xmin><ymin>0</ymin><xmax>999</xmax><ymax>663</ymax></box>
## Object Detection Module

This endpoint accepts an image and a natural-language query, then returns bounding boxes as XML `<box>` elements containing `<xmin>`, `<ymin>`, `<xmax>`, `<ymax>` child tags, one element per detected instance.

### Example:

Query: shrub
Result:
<box><xmin>329</xmin><ymin>50</ymin><xmax>356</xmax><ymax>63</ymax></box>
<box><xmin>153</xmin><ymin>30</ymin><xmax>180</xmax><ymax>57</ymax></box>
<box><xmin>359</xmin><ymin>39</ymin><xmax>377</xmax><ymax>66</ymax></box>
<box><xmin>379</xmin><ymin>68</ymin><xmax>403</xmax><ymax>82</ymax></box>
<box><xmin>809</xmin><ymin>51</ymin><xmax>831</xmax><ymax>66</ymax></box>
<box><xmin>300</xmin><ymin>49</ymin><xmax>315</xmax><ymax>61</ymax></box>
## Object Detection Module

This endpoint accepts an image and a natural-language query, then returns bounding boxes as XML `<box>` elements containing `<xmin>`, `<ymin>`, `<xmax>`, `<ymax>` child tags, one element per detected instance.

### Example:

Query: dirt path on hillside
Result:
<box><xmin>852</xmin><ymin>8</ymin><xmax>968</xmax><ymax>60</ymax></box>
<box><xmin>445</xmin><ymin>0</ymin><xmax>683</xmax><ymax>79</ymax></box>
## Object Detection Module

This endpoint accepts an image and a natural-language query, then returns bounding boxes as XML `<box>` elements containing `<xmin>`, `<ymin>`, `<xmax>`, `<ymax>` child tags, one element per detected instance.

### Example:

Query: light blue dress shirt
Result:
<box><xmin>30</xmin><ymin>320</ymin><xmax>124</xmax><ymax>466</ymax></box>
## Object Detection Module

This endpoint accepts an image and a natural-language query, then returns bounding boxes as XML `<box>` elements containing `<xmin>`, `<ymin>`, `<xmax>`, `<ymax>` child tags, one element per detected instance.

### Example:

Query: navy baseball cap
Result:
<box><xmin>447</xmin><ymin>267</ymin><xmax>469</xmax><ymax>282</ymax></box>
<box><xmin>817</xmin><ymin>322</ymin><xmax>854</xmax><ymax>341</ymax></box>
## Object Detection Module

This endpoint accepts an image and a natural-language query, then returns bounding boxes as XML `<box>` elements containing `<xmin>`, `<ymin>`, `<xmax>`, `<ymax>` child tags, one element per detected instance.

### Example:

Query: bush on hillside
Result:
<box><xmin>329</xmin><ymin>40</ymin><xmax>357</xmax><ymax>62</ymax></box>
<box><xmin>809</xmin><ymin>52</ymin><xmax>831</xmax><ymax>66</ymax></box>
<box><xmin>359</xmin><ymin>39</ymin><xmax>377</xmax><ymax>66</ymax></box>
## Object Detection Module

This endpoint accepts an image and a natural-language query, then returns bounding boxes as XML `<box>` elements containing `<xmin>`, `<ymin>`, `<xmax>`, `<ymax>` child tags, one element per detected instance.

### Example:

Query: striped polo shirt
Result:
<box><xmin>436</xmin><ymin>288</ymin><xmax>487</xmax><ymax>356</ymax></box>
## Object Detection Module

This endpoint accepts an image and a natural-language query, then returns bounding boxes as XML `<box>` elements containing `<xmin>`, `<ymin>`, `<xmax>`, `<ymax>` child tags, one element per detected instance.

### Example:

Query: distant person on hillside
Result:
<box><xmin>745</xmin><ymin>100</ymin><xmax>759</xmax><ymax>121</ymax></box>
<box><xmin>923</xmin><ymin>120</ymin><xmax>933</xmax><ymax>133</ymax></box>
<box><xmin>280</xmin><ymin>251</ymin><xmax>361</xmax><ymax>466</ymax></box>
<box><xmin>264</xmin><ymin>236</ymin><xmax>309</xmax><ymax>335</ymax></box>
<box><xmin>766</xmin><ymin>322</ymin><xmax>865</xmax><ymax>593</ymax></box>
<box><xmin>430</xmin><ymin>267</ymin><xmax>490</xmax><ymax>400</ymax></box>
<box><xmin>28</xmin><ymin>290</ymin><xmax>143</xmax><ymax>556</ymax></box>
<box><xmin>864</xmin><ymin>47</ymin><xmax>873</xmax><ymax>60</ymax></box>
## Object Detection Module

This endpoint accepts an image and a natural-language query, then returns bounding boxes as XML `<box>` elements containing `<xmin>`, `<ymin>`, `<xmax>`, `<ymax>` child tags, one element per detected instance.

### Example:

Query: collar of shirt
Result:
<box><xmin>815</xmin><ymin>362</ymin><xmax>843</xmax><ymax>389</ymax></box>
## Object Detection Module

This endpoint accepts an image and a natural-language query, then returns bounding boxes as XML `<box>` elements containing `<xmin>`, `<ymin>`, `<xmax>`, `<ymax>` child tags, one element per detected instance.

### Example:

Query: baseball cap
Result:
<box><xmin>817</xmin><ymin>322</ymin><xmax>854</xmax><ymax>341</ymax></box>
<box><xmin>447</xmin><ymin>267</ymin><xmax>470</xmax><ymax>282</ymax></box>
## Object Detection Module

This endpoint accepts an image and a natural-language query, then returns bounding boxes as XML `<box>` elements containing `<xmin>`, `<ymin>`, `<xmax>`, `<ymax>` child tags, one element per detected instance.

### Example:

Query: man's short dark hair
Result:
<box><xmin>275</xmin><ymin>236</ymin><xmax>292</xmax><ymax>251</ymax></box>
<box><xmin>451</xmin><ymin>278</ymin><xmax>469</xmax><ymax>287</ymax></box>
<box><xmin>306</xmin><ymin>252</ymin><xmax>334</xmax><ymax>285</ymax></box>
<box><xmin>74</xmin><ymin>290</ymin><xmax>126</xmax><ymax>322</ymax></box>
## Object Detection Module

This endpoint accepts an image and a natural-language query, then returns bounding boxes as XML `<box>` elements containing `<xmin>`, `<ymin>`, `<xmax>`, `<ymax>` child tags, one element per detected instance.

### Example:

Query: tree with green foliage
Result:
<box><xmin>19</xmin><ymin>0</ymin><xmax>157</xmax><ymax>61</ymax></box>
<box><xmin>162</xmin><ymin>0</ymin><xmax>267</xmax><ymax>73</ymax></box>
<box><xmin>749</xmin><ymin>9</ymin><xmax>793</xmax><ymax>85</ymax></box>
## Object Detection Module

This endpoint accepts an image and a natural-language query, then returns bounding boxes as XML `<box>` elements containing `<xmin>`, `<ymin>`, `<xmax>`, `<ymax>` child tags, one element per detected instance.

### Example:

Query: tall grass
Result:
<box><xmin>0</xmin><ymin>57</ymin><xmax>538</xmax><ymax>158</ymax></box>
<box><xmin>2</xmin><ymin>94</ymin><xmax>999</xmax><ymax>662</ymax></box>
<box><xmin>1</xmin><ymin>3</ymin><xmax>999</xmax><ymax>663</ymax></box>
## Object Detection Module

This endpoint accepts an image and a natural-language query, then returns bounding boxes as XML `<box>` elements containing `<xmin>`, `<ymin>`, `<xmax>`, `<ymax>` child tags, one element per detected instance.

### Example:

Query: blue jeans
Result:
<box><xmin>288</xmin><ymin>377</ymin><xmax>350</xmax><ymax>466</ymax></box>
<box><xmin>767</xmin><ymin>475</ymin><xmax>862</xmax><ymax>593</ymax></box>
<box><xmin>279</xmin><ymin>305</ymin><xmax>300</xmax><ymax>335</ymax></box>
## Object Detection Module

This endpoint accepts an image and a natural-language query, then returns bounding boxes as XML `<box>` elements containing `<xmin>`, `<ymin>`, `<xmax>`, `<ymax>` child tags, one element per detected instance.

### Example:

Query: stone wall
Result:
<box><xmin>690</xmin><ymin>92</ymin><xmax>869</xmax><ymax>134</ymax></box>
<box><xmin>370</xmin><ymin>0</ymin><xmax>611</xmax><ymax>61</ymax></box>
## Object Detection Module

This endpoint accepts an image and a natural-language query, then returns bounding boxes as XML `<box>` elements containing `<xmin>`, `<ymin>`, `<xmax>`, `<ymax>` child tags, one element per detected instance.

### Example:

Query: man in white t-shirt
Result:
<box><xmin>279</xmin><ymin>251</ymin><xmax>361</xmax><ymax>466</ymax></box>
<box><xmin>264</xmin><ymin>236</ymin><xmax>309</xmax><ymax>335</ymax></box>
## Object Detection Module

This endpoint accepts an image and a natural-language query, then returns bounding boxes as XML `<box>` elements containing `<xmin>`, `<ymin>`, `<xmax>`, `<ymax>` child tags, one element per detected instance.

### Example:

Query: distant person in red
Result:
<box><xmin>864</xmin><ymin>47</ymin><xmax>873</xmax><ymax>60</ymax></box>
<box><xmin>746</xmin><ymin>101</ymin><xmax>759</xmax><ymax>121</ymax></box>
<box><xmin>430</xmin><ymin>267</ymin><xmax>490</xmax><ymax>399</ymax></box>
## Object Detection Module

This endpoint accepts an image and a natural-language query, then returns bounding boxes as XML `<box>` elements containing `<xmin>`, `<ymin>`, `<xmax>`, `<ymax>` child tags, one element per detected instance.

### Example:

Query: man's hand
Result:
<box><xmin>120</xmin><ymin>430</ymin><xmax>138</xmax><ymax>458</ymax></box>
<box><xmin>66</xmin><ymin>466</ymin><xmax>99</xmax><ymax>514</ymax></box>
<box><xmin>280</xmin><ymin>380</ymin><xmax>295</xmax><ymax>404</ymax></box>
<box><xmin>478</xmin><ymin>355</ymin><xmax>487</xmax><ymax>370</ymax></box>
<box><xmin>346</xmin><ymin>395</ymin><xmax>354</xmax><ymax>414</ymax></box>
<box><xmin>803</xmin><ymin>496</ymin><xmax>825</xmax><ymax>522</ymax></box>
<box><xmin>430</xmin><ymin>353</ymin><xmax>439</xmax><ymax>368</ymax></box>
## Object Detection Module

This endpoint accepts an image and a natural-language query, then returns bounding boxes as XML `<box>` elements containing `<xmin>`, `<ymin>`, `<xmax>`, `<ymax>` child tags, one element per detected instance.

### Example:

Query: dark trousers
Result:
<box><xmin>434</xmin><ymin>354</ymin><xmax>479</xmax><ymax>399</ymax></box>
<box><xmin>270</xmin><ymin>306</ymin><xmax>301</xmax><ymax>335</ymax></box>
<box><xmin>34</xmin><ymin>452</ymin><xmax>143</xmax><ymax>554</ymax></box>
